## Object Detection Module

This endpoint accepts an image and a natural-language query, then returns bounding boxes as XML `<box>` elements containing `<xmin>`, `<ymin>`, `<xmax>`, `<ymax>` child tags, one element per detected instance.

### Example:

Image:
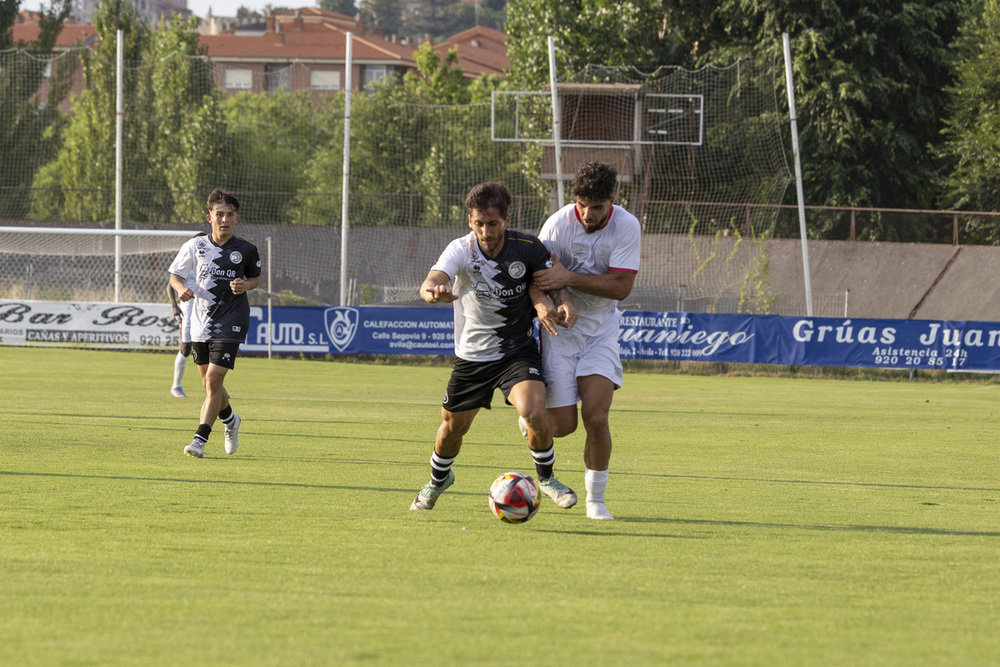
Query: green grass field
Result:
<box><xmin>2</xmin><ymin>346</ymin><xmax>1000</xmax><ymax>665</ymax></box>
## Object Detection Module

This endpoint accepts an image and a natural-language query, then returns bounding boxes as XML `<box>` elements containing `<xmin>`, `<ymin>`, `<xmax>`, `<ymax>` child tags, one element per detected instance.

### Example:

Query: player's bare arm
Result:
<box><xmin>230</xmin><ymin>276</ymin><xmax>259</xmax><ymax>295</ymax></box>
<box><xmin>532</xmin><ymin>253</ymin><xmax>636</xmax><ymax>301</ymax></box>
<box><xmin>420</xmin><ymin>269</ymin><xmax>458</xmax><ymax>304</ymax></box>
<box><xmin>169</xmin><ymin>273</ymin><xmax>194</xmax><ymax>302</ymax></box>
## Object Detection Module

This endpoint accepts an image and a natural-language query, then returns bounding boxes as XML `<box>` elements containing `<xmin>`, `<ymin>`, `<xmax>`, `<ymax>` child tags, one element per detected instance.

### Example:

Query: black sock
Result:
<box><xmin>531</xmin><ymin>445</ymin><xmax>555</xmax><ymax>480</ymax></box>
<box><xmin>195</xmin><ymin>423</ymin><xmax>212</xmax><ymax>442</ymax></box>
<box><xmin>430</xmin><ymin>452</ymin><xmax>455</xmax><ymax>485</ymax></box>
<box><xmin>219</xmin><ymin>405</ymin><xmax>234</xmax><ymax>424</ymax></box>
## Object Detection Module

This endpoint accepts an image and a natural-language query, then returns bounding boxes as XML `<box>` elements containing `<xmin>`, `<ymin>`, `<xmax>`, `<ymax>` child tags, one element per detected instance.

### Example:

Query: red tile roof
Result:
<box><xmin>435</xmin><ymin>25</ymin><xmax>508</xmax><ymax>77</ymax></box>
<box><xmin>10</xmin><ymin>15</ymin><xmax>98</xmax><ymax>48</ymax></box>
<box><xmin>201</xmin><ymin>11</ymin><xmax>416</xmax><ymax>64</ymax></box>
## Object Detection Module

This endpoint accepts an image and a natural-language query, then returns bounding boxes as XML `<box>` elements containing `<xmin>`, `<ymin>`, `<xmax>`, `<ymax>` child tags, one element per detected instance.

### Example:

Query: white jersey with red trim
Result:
<box><xmin>538</xmin><ymin>203</ymin><xmax>641</xmax><ymax>337</ymax></box>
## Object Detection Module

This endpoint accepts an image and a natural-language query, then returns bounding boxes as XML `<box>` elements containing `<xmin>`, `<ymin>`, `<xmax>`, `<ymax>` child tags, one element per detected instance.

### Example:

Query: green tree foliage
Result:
<box><xmin>221</xmin><ymin>90</ymin><xmax>334</xmax><ymax>224</ymax></box>
<box><xmin>506</xmin><ymin>0</ymin><xmax>965</xmax><ymax>241</ymax></box>
<box><xmin>31</xmin><ymin>0</ymin><xmax>151</xmax><ymax>221</ymax></box>
<box><xmin>145</xmin><ymin>15</ymin><xmax>227</xmax><ymax>223</ymax></box>
<box><xmin>504</xmin><ymin>0</ymin><xmax>674</xmax><ymax>89</ymax></box>
<box><xmin>710</xmin><ymin>0</ymin><xmax>962</xmax><ymax>241</ymax></box>
<box><xmin>939</xmin><ymin>0</ymin><xmax>1000</xmax><ymax>236</ymax></box>
<box><xmin>300</xmin><ymin>43</ymin><xmax>546</xmax><ymax>229</ymax></box>
<box><xmin>358</xmin><ymin>0</ymin><xmax>403</xmax><ymax>37</ymax></box>
<box><xmin>319</xmin><ymin>0</ymin><xmax>358</xmax><ymax>16</ymax></box>
<box><xmin>0</xmin><ymin>0</ymin><xmax>73</xmax><ymax>219</ymax></box>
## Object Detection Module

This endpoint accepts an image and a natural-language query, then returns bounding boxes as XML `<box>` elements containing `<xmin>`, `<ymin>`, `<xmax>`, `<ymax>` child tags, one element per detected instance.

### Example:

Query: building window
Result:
<box><xmin>310</xmin><ymin>70</ymin><xmax>341</xmax><ymax>91</ymax></box>
<box><xmin>265</xmin><ymin>64</ymin><xmax>291</xmax><ymax>93</ymax></box>
<box><xmin>363</xmin><ymin>65</ymin><xmax>387</xmax><ymax>90</ymax></box>
<box><xmin>224</xmin><ymin>68</ymin><xmax>253</xmax><ymax>89</ymax></box>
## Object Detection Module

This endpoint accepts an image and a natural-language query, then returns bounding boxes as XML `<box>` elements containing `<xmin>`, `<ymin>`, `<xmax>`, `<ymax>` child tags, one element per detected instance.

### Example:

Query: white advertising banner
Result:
<box><xmin>0</xmin><ymin>300</ymin><xmax>178</xmax><ymax>350</ymax></box>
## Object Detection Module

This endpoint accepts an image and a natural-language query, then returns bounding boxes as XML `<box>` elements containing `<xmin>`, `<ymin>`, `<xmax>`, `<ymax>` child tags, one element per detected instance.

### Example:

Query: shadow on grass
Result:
<box><xmin>628</xmin><ymin>470</ymin><xmax>1000</xmax><ymax>494</ymax></box>
<box><xmin>620</xmin><ymin>515</ymin><xmax>1000</xmax><ymax>538</ymax></box>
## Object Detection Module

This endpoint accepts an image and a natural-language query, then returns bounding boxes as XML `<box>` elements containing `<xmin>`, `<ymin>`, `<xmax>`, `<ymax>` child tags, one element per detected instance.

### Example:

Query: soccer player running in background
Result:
<box><xmin>168</xmin><ymin>189</ymin><xmax>261</xmax><ymax>458</ymax></box>
<box><xmin>411</xmin><ymin>181</ymin><xmax>578</xmax><ymax>512</ymax></box>
<box><xmin>167</xmin><ymin>232</ymin><xmax>207</xmax><ymax>398</ymax></box>
<box><xmin>528</xmin><ymin>162</ymin><xmax>641</xmax><ymax>520</ymax></box>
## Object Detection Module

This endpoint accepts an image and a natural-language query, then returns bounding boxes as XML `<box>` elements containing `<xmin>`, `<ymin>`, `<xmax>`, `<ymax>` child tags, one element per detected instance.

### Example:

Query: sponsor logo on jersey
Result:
<box><xmin>474</xmin><ymin>281</ymin><xmax>492</xmax><ymax>301</ymax></box>
<box><xmin>508</xmin><ymin>261</ymin><xmax>526</xmax><ymax>279</ymax></box>
<box><xmin>324</xmin><ymin>306</ymin><xmax>359</xmax><ymax>352</ymax></box>
<box><xmin>229</xmin><ymin>251</ymin><xmax>243</xmax><ymax>264</ymax></box>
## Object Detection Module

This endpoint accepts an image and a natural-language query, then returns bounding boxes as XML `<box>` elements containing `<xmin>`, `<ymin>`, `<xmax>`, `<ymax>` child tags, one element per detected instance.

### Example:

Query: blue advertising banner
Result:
<box><xmin>241</xmin><ymin>305</ymin><xmax>1000</xmax><ymax>372</ymax></box>
<box><xmin>243</xmin><ymin>305</ymin><xmax>455</xmax><ymax>355</ymax></box>
<box><xmin>617</xmin><ymin>311</ymin><xmax>1000</xmax><ymax>371</ymax></box>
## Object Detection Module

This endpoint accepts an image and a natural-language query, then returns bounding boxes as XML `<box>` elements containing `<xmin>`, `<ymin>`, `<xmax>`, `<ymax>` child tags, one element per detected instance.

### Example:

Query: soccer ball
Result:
<box><xmin>488</xmin><ymin>471</ymin><xmax>540</xmax><ymax>524</ymax></box>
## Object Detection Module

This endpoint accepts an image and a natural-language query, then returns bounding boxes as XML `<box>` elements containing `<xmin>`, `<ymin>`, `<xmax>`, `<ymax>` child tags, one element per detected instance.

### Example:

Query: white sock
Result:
<box><xmin>172</xmin><ymin>352</ymin><xmax>186</xmax><ymax>388</ymax></box>
<box><xmin>585</xmin><ymin>468</ymin><xmax>609</xmax><ymax>504</ymax></box>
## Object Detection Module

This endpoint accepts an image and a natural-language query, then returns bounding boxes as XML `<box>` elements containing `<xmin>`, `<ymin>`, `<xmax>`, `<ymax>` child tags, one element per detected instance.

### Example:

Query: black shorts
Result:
<box><xmin>443</xmin><ymin>347</ymin><xmax>545</xmax><ymax>413</ymax></box>
<box><xmin>191</xmin><ymin>341</ymin><xmax>242</xmax><ymax>370</ymax></box>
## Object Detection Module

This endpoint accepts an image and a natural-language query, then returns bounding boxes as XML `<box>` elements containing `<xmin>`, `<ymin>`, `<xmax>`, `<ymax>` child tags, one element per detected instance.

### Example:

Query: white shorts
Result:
<box><xmin>179</xmin><ymin>298</ymin><xmax>195</xmax><ymax>344</ymax></box>
<box><xmin>540</xmin><ymin>328</ymin><xmax>622</xmax><ymax>408</ymax></box>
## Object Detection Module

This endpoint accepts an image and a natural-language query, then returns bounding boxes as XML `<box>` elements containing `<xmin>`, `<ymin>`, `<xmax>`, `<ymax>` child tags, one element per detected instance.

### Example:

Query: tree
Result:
<box><xmin>939</xmin><ymin>0</ymin><xmax>1000</xmax><ymax>239</ymax></box>
<box><xmin>0</xmin><ymin>0</ymin><xmax>73</xmax><ymax>219</ymax></box>
<box><xmin>30</xmin><ymin>0</ymin><xmax>151</xmax><ymax>221</ymax></box>
<box><xmin>404</xmin><ymin>0</ymin><xmax>456</xmax><ymax>39</ymax></box>
<box><xmin>504</xmin><ymin>0</ymin><xmax>673</xmax><ymax>89</ymax></box>
<box><xmin>358</xmin><ymin>0</ymin><xmax>403</xmax><ymax>37</ymax></box>
<box><xmin>319</xmin><ymin>0</ymin><xmax>358</xmax><ymax>16</ymax></box>
<box><xmin>708</xmin><ymin>0</ymin><xmax>962</xmax><ymax>240</ymax></box>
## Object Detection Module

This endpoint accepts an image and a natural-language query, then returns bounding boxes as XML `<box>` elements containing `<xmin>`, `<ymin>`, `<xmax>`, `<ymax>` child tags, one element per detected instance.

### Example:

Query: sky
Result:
<box><xmin>18</xmin><ymin>0</ymin><xmax>330</xmax><ymax>20</ymax></box>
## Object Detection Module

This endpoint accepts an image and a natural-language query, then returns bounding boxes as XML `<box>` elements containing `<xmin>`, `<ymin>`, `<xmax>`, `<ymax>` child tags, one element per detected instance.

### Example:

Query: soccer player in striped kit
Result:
<box><xmin>410</xmin><ymin>181</ymin><xmax>578</xmax><ymax>512</ymax></box>
<box><xmin>169</xmin><ymin>189</ymin><xmax>260</xmax><ymax>458</ymax></box>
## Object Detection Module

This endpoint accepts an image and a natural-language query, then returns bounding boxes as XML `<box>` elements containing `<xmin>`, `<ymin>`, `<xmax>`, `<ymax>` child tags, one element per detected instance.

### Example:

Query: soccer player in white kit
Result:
<box><xmin>530</xmin><ymin>162</ymin><xmax>641</xmax><ymax>520</ymax></box>
<box><xmin>410</xmin><ymin>181</ymin><xmax>579</xmax><ymax>512</ymax></box>
<box><xmin>168</xmin><ymin>233</ymin><xmax>207</xmax><ymax>398</ymax></box>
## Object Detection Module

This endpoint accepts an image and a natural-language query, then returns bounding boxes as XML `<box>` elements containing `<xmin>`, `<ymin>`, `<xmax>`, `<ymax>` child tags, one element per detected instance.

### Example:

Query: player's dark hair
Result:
<box><xmin>207</xmin><ymin>188</ymin><xmax>240</xmax><ymax>213</ymax></box>
<box><xmin>571</xmin><ymin>162</ymin><xmax>617</xmax><ymax>202</ymax></box>
<box><xmin>465</xmin><ymin>181</ymin><xmax>511</xmax><ymax>218</ymax></box>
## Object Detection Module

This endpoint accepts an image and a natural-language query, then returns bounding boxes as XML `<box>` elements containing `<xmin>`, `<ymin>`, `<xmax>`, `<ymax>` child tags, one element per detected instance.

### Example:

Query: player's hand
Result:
<box><xmin>535</xmin><ymin>300</ymin><xmax>561</xmax><ymax>336</ymax></box>
<box><xmin>172</xmin><ymin>306</ymin><xmax>182</xmax><ymax>323</ymax></box>
<box><xmin>556</xmin><ymin>302</ymin><xmax>577</xmax><ymax>330</ymax></box>
<box><xmin>230</xmin><ymin>278</ymin><xmax>247</xmax><ymax>295</ymax></box>
<box><xmin>532</xmin><ymin>253</ymin><xmax>572</xmax><ymax>292</ymax></box>
<box><xmin>423</xmin><ymin>283</ymin><xmax>457</xmax><ymax>304</ymax></box>
<box><xmin>177</xmin><ymin>288</ymin><xmax>194</xmax><ymax>303</ymax></box>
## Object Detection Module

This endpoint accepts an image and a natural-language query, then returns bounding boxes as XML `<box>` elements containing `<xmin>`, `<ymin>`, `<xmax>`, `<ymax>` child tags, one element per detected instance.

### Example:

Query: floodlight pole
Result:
<box><xmin>340</xmin><ymin>32</ymin><xmax>353</xmax><ymax>307</ymax></box>
<box><xmin>547</xmin><ymin>36</ymin><xmax>564</xmax><ymax>208</ymax></box>
<box><xmin>783</xmin><ymin>32</ymin><xmax>813</xmax><ymax>317</ymax></box>
<box><xmin>114</xmin><ymin>29</ymin><xmax>123</xmax><ymax>303</ymax></box>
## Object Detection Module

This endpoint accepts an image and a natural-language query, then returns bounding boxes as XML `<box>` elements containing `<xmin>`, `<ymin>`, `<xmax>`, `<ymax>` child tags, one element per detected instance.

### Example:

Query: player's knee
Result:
<box><xmin>180</xmin><ymin>342</ymin><xmax>192</xmax><ymax>356</ymax></box>
<box><xmin>522</xmin><ymin>411</ymin><xmax>551</xmax><ymax>439</ymax></box>
<box><xmin>581</xmin><ymin>410</ymin><xmax>609</xmax><ymax>435</ymax></box>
